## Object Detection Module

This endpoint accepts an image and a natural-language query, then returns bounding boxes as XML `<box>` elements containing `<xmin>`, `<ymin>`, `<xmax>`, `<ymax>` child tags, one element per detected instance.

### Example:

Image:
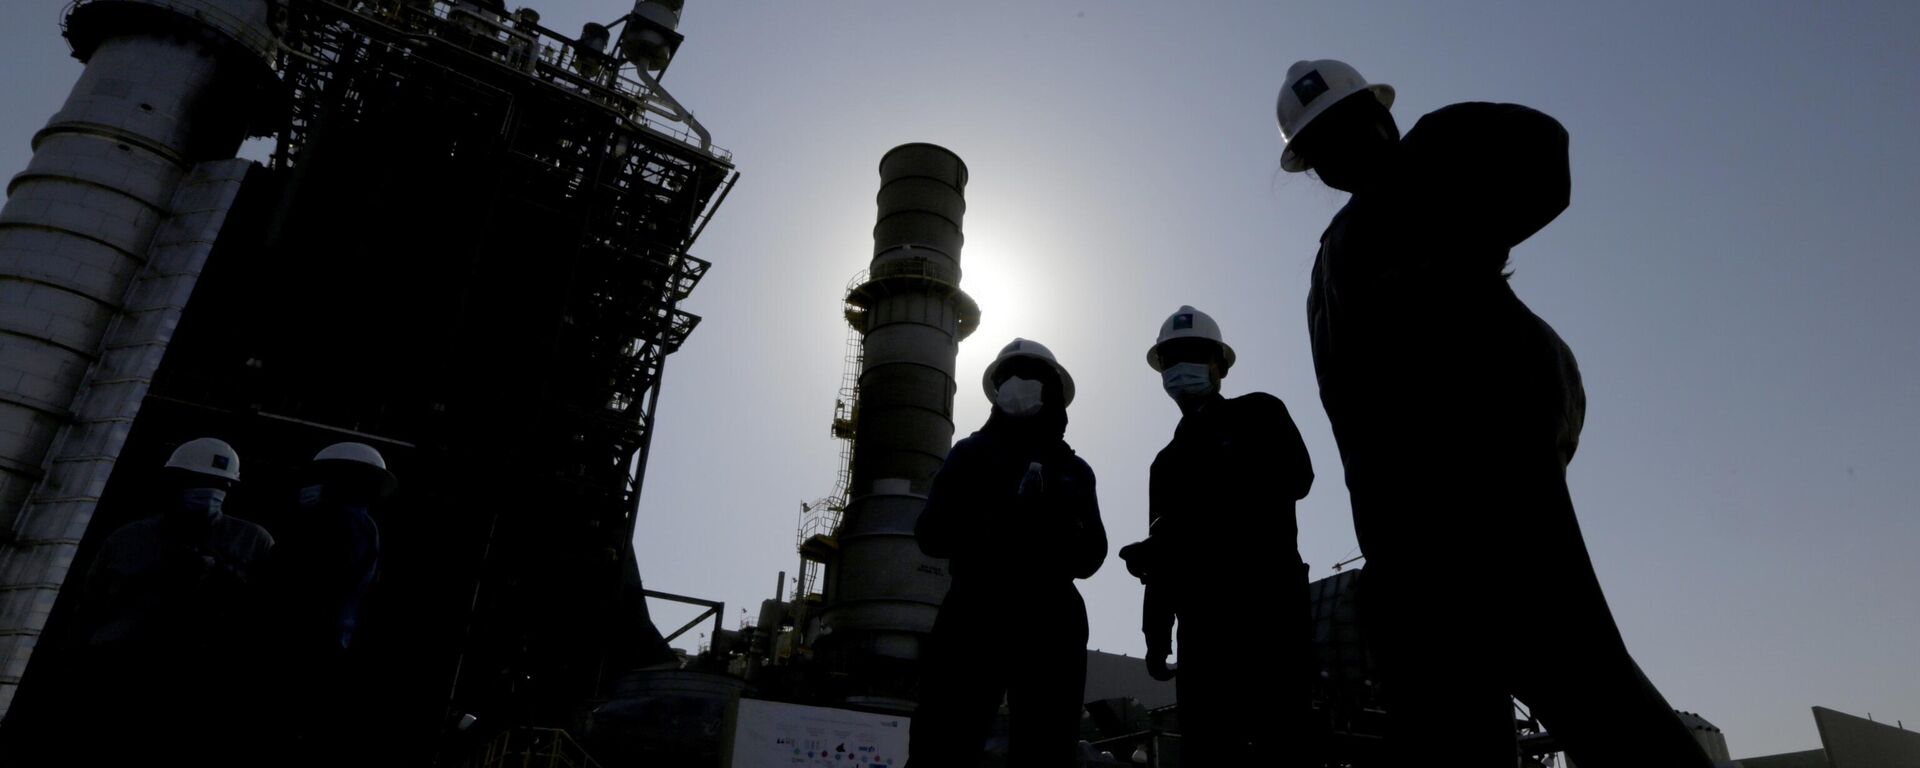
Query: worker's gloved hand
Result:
<box><xmin>160</xmin><ymin>549</ymin><xmax>216</xmax><ymax>582</ymax></box>
<box><xmin>1118</xmin><ymin>538</ymin><xmax>1159</xmax><ymax>580</ymax></box>
<box><xmin>1146</xmin><ymin>650</ymin><xmax>1176</xmax><ymax>681</ymax></box>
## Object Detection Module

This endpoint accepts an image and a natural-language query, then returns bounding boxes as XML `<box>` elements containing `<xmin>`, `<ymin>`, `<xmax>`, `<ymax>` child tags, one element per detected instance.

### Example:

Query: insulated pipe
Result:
<box><xmin>0</xmin><ymin>0</ymin><xmax>277</xmax><ymax>714</ymax></box>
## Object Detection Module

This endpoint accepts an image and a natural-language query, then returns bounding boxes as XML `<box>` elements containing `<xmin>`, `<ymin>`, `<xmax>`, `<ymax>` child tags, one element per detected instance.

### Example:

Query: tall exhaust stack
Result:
<box><xmin>0</xmin><ymin>0</ymin><xmax>279</xmax><ymax>714</ymax></box>
<box><xmin>822</xmin><ymin>143</ymin><xmax>979</xmax><ymax>708</ymax></box>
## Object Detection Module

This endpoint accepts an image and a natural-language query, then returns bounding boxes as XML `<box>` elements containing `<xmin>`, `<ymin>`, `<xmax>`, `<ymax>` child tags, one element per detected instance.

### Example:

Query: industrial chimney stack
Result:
<box><xmin>820</xmin><ymin>143</ymin><xmax>980</xmax><ymax>709</ymax></box>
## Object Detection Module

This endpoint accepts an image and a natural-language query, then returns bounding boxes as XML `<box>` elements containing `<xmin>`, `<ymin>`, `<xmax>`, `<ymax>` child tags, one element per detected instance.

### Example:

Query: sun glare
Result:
<box><xmin>956</xmin><ymin>234</ymin><xmax>1044</xmax><ymax>359</ymax></box>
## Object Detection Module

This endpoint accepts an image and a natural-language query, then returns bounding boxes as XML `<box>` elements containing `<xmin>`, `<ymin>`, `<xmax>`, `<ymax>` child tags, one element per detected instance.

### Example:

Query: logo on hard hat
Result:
<box><xmin>1172</xmin><ymin>314</ymin><xmax>1194</xmax><ymax>330</ymax></box>
<box><xmin>211</xmin><ymin>456</ymin><xmax>230</xmax><ymax>470</ymax></box>
<box><xmin>1292</xmin><ymin>70</ymin><xmax>1329</xmax><ymax>105</ymax></box>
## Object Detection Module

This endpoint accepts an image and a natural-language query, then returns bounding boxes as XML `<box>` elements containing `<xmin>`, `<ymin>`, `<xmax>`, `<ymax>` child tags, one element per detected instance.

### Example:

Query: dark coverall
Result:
<box><xmin>274</xmin><ymin>500</ymin><xmax>380</xmax><ymax>651</ymax></box>
<box><xmin>269</xmin><ymin>498</ymin><xmax>381</xmax><ymax>762</ymax></box>
<box><xmin>76</xmin><ymin>508</ymin><xmax>276</xmax><ymax>764</ymax></box>
<box><xmin>911</xmin><ymin>414</ymin><xmax>1108</xmax><ymax>768</ymax></box>
<box><xmin>1144</xmin><ymin>392</ymin><xmax>1315</xmax><ymax>764</ymax></box>
<box><xmin>1306</xmin><ymin>102</ymin><xmax>1711</xmax><ymax>766</ymax></box>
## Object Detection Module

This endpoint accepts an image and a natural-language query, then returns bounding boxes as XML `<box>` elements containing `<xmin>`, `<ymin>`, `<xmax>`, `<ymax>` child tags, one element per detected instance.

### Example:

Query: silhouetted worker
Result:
<box><xmin>277</xmin><ymin>442</ymin><xmax>393</xmax><ymax>652</ymax></box>
<box><xmin>1118</xmin><ymin>305</ymin><xmax>1315</xmax><ymax>765</ymax></box>
<box><xmin>271</xmin><ymin>441</ymin><xmax>395</xmax><ymax>762</ymax></box>
<box><xmin>75</xmin><ymin>437</ymin><xmax>274</xmax><ymax>764</ymax></box>
<box><xmin>1275</xmin><ymin>59</ymin><xmax>1713</xmax><ymax>767</ymax></box>
<box><xmin>911</xmin><ymin>338</ymin><xmax>1108</xmax><ymax>768</ymax></box>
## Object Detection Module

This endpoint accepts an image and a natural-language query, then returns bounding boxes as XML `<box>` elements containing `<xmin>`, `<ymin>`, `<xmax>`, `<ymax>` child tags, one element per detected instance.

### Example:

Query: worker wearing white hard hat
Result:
<box><xmin>1276</xmin><ymin>59</ymin><xmax>1396</xmax><ymax>175</ymax></box>
<box><xmin>1276</xmin><ymin>59</ymin><xmax>1712</xmax><ymax>766</ymax></box>
<box><xmin>1119</xmin><ymin>306</ymin><xmax>1316</xmax><ymax>764</ymax></box>
<box><xmin>278</xmin><ymin>442</ymin><xmax>395</xmax><ymax>650</ymax></box>
<box><xmin>81</xmin><ymin>437</ymin><xmax>274</xmax><ymax>646</ymax></box>
<box><xmin>267</xmin><ymin>442</ymin><xmax>398</xmax><ymax>762</ymax></box>
<box><xmin>912</xmin><ymin>338</ymin><xmax>1107</xmax><ymax>768</ymax></box>
<box><xmin>73</xmin><ymin>437</ymin><xmax>275</xmax><ymax>763</ymax></box>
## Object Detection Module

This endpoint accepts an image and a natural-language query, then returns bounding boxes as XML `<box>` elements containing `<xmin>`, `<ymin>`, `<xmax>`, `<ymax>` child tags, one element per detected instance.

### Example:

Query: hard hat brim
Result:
<box><xmin>1280</xmin><ymin>83</ymin><xmax>1395</xmax><ymax>173</ymax></box>
<box><xmin>1146</xmin><ymin>340</ymin><xmax>1237</xmax><ymax>372</ymax></box>
<box><xmin>313</xmin><ymin>458</ymin><xmax>400</xmax><ymax>497</ymax></box>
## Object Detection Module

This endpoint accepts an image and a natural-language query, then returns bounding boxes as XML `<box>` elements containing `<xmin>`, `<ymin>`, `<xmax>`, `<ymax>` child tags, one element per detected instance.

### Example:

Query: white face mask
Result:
<box><xmin>994</xmin><ymin>376</ymin><xmax>1046</xmax><ymax>418</ymax></box>
<box><xmin>1161</xmin><ymin>362</ymin><xmax>1215</xmax><ymax>403</ymax></box>
<box><xmin>178</xmin><ymin>487</ymin><xmax>227</xmax><ymax>522</ymax></box>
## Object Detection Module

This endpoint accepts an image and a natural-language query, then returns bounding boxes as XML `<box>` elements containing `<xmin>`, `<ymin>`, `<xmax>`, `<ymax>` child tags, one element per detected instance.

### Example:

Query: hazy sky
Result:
<box><xmin>5</xmin><ymin>0</ymin><xmax>1917</xmax><ymax>758</ymax></box>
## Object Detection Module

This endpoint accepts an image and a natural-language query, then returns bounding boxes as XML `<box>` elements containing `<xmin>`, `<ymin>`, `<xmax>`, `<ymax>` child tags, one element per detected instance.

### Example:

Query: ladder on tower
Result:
<box><xmin>794</xmin><ymin>271</ymin><xmax>868</xmax><ymax>601</ymax></box>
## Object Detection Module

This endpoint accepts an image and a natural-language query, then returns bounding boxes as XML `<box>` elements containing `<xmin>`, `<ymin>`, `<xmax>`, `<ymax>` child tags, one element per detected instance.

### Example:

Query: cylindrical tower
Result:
<box><xmin>0</xmin><ymin>0</ymin><xmax>278</xmax><ymax>712</ymax></box>
<box><xmin>821</xmin><ymin>144</ymin><xmax>979</xmax><ymax>708</ymax></box>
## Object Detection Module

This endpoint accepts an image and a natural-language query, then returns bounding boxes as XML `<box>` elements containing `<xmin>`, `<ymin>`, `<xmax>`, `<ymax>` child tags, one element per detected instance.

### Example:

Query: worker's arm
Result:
<box><xmin>915</xmin><ymin>438</ymin><xmax>978</xmax><ymax>559</ymax></box>
<box><xmin>1062</xmin><ymin>456</ymin><xmax>1108</xmax><ymax>580</ymax></box>
<box><xmin>1143</xmin><ymin>574</ymin><xmax>1176</xmax><ymax>681</ymax></box>
<box><xmin>1142</xmin><ymin>577</ymin><xmax>1174</xmax><ymax>656</ymax></box>
<box><xmin>1273</xmin><ymin>397</ymin><xmax>1314</xmax><ymax>502</ymax></box>
<box><xmin>1240</xmin><ymin>393</ymin><xmax>1315</xmax><ymax>502</ymax></box>
<box><xmin>1075</xmin><ymin>456</ymin><xmax>1105</xmax><ymax>576</ymax></box>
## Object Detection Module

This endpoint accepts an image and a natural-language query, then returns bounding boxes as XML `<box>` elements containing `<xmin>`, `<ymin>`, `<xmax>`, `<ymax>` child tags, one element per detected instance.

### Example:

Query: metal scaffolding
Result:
<box><xmin>258</xmin><ymin>0</ymin><xmax>737</xmax><ymax>734</ymax></box>
<box><xmin>2</xmin><ymin>0</ymin><xmax>736</xmax><ymax>759</ymax></box>
<box><xmin>268</xmin><ymin>0</ymin><xmax>733</xmax><ymax>533</ymax></box>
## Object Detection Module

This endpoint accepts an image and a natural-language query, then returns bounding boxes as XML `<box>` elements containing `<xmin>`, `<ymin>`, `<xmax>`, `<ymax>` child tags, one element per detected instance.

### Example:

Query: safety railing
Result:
<box><xmin>480</xmin><ymin>727</ymin><xmax>603</xmax><ymax>768</ymax></box>
<box><xmin>286</xmin><ymin>0</ymin><xmax>728</xmax><ymax>160</ymax></box>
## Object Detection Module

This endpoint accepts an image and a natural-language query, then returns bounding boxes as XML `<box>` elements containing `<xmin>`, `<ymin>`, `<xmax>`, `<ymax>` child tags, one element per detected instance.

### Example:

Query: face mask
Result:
<box><xmin>179</xmin><ymin>487</ymin><xmax>227</xmax><ymax>522</ymax></box>
<box><xmin>994</xmin><ymin>376</ymin><xmax>1045</xmax><ymax>418</ymax></box>
<box><xmin>1161</xmin><ymin>362</ymin><xmax>1215</xmax><ymax>403</ymax></box>
<box><xmin>298</xmin><ymin>484</ymin><xmax>327</xmax><ymax>509</ymax></box>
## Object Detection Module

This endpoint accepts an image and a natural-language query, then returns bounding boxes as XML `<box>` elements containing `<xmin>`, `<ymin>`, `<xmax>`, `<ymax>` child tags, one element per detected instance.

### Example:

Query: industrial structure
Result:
<box><xmin>0</xmin><ymin>0</ymin><xmax>735</xmax><ymax>761</ymax></box>
<box><xmin>0</xmin><ymin>0</ymin><xmax>282</xmax><ymax>714</ymax></box>
<box><xmin>1732</xmin><ymin>707</ymin><xmax>1920</xmax><ymax>767</ymax></box>
<box><xmin>544</xmin><ymin>144</ymin><xmax>989</xmax><ymax>764</ymax></box>
<box><xmin>810</xmin><ymin>143</ymin><xmax>980</xmax><ymax>710</ymax></box>
<box><xmin>0</xmin><ymin>2</ymin><xmax>1787</xmax><ymax>765</ymax></box>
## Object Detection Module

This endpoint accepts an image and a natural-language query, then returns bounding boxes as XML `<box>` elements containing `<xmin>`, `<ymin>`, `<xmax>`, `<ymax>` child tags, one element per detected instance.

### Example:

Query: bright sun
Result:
<box><xmin>956</xmin><ymin>236</ymin><xmax>1035</xmax><ymax>356</ymax></box>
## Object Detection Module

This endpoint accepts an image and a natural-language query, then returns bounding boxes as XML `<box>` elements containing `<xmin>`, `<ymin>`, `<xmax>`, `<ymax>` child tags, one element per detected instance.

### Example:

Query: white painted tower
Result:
<box><xmin>0</xmin><ymin>0</ymin><xmax>280</xmax><ymax>714</ymax></box>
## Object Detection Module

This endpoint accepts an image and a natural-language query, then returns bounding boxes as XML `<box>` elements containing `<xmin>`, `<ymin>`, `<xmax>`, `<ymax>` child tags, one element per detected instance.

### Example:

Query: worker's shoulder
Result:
<box><xmin>1223</xmin><ymin>391</ymin><xmax>1292</xmax><ymax>416</ymax></box>
<box><xmin>1423</xmin><ymin>100</ymin><xmax>1562</xmax><ymax>123</ymax></box>
<box><xmin>1047</xmin><ymin>440</ymin><xmax>1095</xmax><ymax>476</ymax></box>
<box><xmin>1412</xmin><ymin>101</ymin><xmax>1566</xmax><ymax>141</ymax></box>
<box><xmin>1065</xmin><ymin>450</ymin><xmax>1095</xmax><ymax>475</ymax></box>
<box><xmin>945</xmin><ymin>432</ymin><xmax>990</xmax><ymax>463</ymax></box>
<box><xmin>102</xmin><ymin>516</ymin><xmax>163</xmax><ymax>543</ymax></box>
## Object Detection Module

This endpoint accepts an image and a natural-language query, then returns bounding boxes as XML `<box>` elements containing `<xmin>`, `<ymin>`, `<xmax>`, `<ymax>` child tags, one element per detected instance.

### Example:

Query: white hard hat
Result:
<box><xmin>313</xmin><ymin>442</ymin><xmax>398</xmax><ymax>495</ymax></box>
<box><xmin>164</xmin><ymin>437</ymin><xmax>242</xmax><ymax>483</ymax></box>
<box><xmin>1276</xmin><ymin>59</ymin><xmax>1395</xmax><ymax>173</ymax></box>
<box><xmin>981</xmin><ymin>338</ymin><xmax>1076</xmax><ymax>406</ymax></box>
<box><xmin>1146</xmin><ymin>305</ymin><xmax>1236</xmax><ymax>372</ymax></box>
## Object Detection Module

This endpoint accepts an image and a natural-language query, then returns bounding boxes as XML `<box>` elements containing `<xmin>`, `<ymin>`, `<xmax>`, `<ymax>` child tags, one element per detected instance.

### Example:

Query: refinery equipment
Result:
<box><xmin>0</xmin><ymin>0</ymin><xmax>736</xmax><ymax>762</ymax></box>
<box><xmin>802</xmin><ymin>144</ymin><xmax>981</xmax><ymax>711</ymax></box>
<box><xmin>0</xmin><ymin>4</ymin><xmax>1754</xmax><ymax>764</ymax></box>
<box><xmin>0</xmin><ymin>0</ymin><xmax>283</xmax><ymax>715</ymax></box>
